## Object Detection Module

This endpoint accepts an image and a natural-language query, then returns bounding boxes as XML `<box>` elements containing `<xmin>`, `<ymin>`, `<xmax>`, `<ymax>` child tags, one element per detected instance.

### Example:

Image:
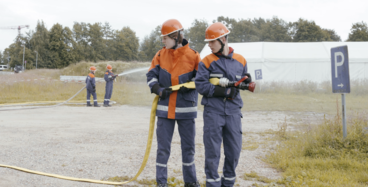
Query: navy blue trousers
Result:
<box><xmin>156</xmin><ymin>117</ymin><xmax>197</xmax><ymax>184</ymax></box>
<box><xmin>104</xmin><ymin>83</ymin><xmax>113</xmax><ymax>105</ymax></box>
<box><xmin>203</xmin><ymin>111</ymin><xmax>242</xmax><ymax>187</ymax></box>
<box><xmin>86</xmin><ymin>90</ymin><xmax>97</xmax><ymax>105</ymax></box>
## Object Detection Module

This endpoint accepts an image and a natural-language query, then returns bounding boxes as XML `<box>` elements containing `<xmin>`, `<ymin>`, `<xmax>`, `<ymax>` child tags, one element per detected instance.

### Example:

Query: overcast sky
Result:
<box><xmin>1</xmin><ymin>0</ymin><xmax>367</xmax><ymax>52</ymax></box>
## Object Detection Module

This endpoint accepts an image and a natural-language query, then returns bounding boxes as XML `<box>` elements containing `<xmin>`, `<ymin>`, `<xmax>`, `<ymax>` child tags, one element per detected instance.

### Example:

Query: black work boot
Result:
<box><xmin>106</xmin><ymin>101</ymin><xmax>112</xmax><ymax>107</ymax></box>
<box><xmin>156</xmin><ymin>183</ymin><xmax>168</xmax><ymax>187</ymax></box>
<box><xmin>185</xmin><ymin>181</ymin><xmax>200</xmax><ymax>187</ymax></box>
<box><xmin>86</xmin><ymin>102</ymin><xmax>92</xmax><ymax>107</ymax></box>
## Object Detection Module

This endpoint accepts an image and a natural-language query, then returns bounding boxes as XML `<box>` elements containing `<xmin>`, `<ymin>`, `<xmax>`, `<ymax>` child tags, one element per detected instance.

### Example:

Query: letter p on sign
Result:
<box><xmin>334</xmin><ymin>52</ymin><xmax>344</xmax><ymax>78</ymax></box>
<box><xmin>331</xmin><ymin>46</ymin><xmax>350</xmax><ymax>93</ymax></box>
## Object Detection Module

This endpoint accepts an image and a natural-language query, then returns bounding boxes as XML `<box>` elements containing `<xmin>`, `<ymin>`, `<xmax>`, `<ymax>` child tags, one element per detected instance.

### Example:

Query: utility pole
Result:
<box><xmin>35</xmin><ymin>51</ymin><xmax>38</xmax><ymax>69</ymax></box>
<box><xmin>22</xmin><ymin>45</ymin><xmax>25</xmax><ymax>70</ymax></box>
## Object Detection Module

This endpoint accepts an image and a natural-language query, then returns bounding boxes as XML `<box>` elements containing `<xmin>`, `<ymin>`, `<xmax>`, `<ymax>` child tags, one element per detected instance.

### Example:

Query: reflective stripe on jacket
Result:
<box><xmin>146</xmin><ymin>39</ymin><xmax>200</xmax><ymax>119</ymax></box>
<box><xmin>195</xmin><ymin>47</ymin><xmax>247</xmax><ymax>115</ymax></box>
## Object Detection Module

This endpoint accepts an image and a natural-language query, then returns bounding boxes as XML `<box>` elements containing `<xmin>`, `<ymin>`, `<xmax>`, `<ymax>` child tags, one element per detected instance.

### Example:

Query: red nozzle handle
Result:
<box><xmin>234</xmin><ymin>76</ymin><xmax>248</xmax><ymax>87</ymax></box>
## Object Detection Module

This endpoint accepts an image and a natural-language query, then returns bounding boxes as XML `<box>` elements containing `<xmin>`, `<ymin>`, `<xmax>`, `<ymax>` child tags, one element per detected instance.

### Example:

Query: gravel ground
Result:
<box><xmin>0</xmin><ymin>105</ymin><xmax>324</xmax><ymax>187</ymax></box>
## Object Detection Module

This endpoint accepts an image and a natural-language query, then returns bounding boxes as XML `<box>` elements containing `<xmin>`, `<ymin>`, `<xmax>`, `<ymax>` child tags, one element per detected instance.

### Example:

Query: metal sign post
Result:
<box><xmin>331</xmin><ymin>46</ymin><xmax>350</xmax><ymax>138</ymax></box>
<box><xmin>255</xmin><ymin>69</ymin><xmax>263</xmax><ymax>91</ymax></box>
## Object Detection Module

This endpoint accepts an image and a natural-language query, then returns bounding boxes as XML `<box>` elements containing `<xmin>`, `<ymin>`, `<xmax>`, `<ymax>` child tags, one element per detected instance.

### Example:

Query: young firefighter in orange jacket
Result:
<box><xmin>146</xmin><ymin>19</ymin><xmax>201</xmax><ymax>187</ymax></box>
<box><xmin>195</xmin><ymin>23</ymin><xmax>252</xmax><ymax>187</ymax></box>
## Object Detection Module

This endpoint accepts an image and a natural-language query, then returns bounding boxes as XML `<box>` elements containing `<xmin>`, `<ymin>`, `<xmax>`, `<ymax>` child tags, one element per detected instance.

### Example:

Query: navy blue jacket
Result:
<box><xmin>195</xmin><ymin>48</ymin><xmax>248</xmax><ymax>115</ymax></box>
<box><xmin>104</xmin><ymin>70</ymin><xmax>116</xmax><ymax>86</ymax></box>
<box><xmin>85</xmin><ymin>73</ymin><xmax>96</xmax><ymax>92</ymax></box>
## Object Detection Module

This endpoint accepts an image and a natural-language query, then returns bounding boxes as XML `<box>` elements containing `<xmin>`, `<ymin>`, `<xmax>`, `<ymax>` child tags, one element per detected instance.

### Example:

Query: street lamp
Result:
<box><xmin>21</xmin><ymin>44</ymin><xmax>25</xmax><ymax>70</ymax></box>
<box><xmin>34</xmin><ymin>51</ymin><xmax>38</xmax><ymax>69</ymax></box>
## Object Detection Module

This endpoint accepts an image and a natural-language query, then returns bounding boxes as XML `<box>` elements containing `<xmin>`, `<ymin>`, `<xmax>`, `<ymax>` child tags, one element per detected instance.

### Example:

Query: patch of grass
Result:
<box><xmin>242</xmin><ymin>141</ymin><xmax>260</xmax><ymax>151</ymax></box>
<box><xmin>243</xmin><ymin>171</ymin><xmax>275</xmax><ymax>184</ymax></box>
<box><xmin>240</xmin><ymin>91</ymin><xmax>368</xmax><ymax>115</ymax></box>
<box><xmin>265</xmin><ymin>113</ymin><xmax>368</xmax><ymax>187</ymax></box>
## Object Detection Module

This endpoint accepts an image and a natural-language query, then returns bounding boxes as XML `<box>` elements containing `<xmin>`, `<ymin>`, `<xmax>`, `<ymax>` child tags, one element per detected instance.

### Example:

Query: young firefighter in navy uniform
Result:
<box><xmin>103</xmin><ymin>65</ymin><xmax>118</xmax><ymax>107</ymax></box>
<box><xmin>86</xmin><ymin>66</ymin><xmax>100</xmax><ymax>107</ymax></box>
<box><xmin>195</xmin><ymin>22</ymin><xmax>252</xmax><ymax>187</ymax></box>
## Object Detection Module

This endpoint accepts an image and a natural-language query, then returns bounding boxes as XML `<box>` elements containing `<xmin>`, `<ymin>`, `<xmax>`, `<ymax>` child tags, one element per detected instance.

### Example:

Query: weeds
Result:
<box><xmin>265</xmin><ymin>112</ymin><xmax>368</xmax><ymax>186</ymax></box>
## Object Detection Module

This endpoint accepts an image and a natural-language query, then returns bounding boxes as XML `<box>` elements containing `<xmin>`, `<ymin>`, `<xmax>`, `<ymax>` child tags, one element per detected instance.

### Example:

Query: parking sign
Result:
<box><xmin>331</xmin><ymin>46</ymin><xmax>350</xmax><ymax>93</ymax></box>
<box><xmin>255</xmin><ymin>69</ymin><xmax>262</xmax><ymax>80</ymax></box>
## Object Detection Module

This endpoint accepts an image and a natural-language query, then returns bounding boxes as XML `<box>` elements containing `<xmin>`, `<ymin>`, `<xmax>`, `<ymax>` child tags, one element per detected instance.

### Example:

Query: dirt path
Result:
<box><xmin>0</xmin><ymin>105</ymin><xmax>322</xmax><ymax>186</ymax></box>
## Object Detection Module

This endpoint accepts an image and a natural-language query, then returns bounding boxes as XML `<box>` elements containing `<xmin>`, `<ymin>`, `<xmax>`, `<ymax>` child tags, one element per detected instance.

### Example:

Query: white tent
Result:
<box><xmin>200</xmin><ymin>42</ymin><xmax>368</xmax><ymax>83</ymax></box>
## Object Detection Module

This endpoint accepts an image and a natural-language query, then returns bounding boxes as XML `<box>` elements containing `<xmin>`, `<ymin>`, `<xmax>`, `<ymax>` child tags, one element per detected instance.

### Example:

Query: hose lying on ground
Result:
<box><xmin>0</xmin><ymin>86</ymin><xmax>86</xmax><ymax>111</ymax></box>
<box><xmin>0</xmin><ymin>78</ymin><xmax>249</xmax><ymax>185</ymax></box>
<box><xmin>0</xmin><ymin>95</ymin><xmax>159</xmax><ymax>185</ymax></box>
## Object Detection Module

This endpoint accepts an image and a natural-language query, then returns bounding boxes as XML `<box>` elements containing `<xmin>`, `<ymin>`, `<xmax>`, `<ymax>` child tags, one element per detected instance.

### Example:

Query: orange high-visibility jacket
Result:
<box><xmin>146</xmin><ymin>39</ymin><xmax>200</xmax><ymax>119</ymax></box>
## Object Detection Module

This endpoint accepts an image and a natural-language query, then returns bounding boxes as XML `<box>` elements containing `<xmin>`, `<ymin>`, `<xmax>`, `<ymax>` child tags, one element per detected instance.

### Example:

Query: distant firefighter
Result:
<box><xmin>103</xmin><ymin>65</ymin><xmax>118</xmax><ymax>107</ymax></box>
<box><xmin>85</xmin><ymin>66</ymin><xmax>100</xmax><ymax>107</ymax></box>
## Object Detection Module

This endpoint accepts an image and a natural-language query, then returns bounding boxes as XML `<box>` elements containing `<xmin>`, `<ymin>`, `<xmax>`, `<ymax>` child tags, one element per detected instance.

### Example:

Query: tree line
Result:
<box><xmin>1</xmin><ymin>17</ymin><xmax>367</xmax><ymax>69</ymax></box>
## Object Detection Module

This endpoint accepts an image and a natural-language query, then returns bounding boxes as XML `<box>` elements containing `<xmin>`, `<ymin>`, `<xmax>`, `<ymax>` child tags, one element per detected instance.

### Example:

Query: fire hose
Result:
<box><xmin>0</xmin><ymin>78</ymin><xmax>255</xmax><ymax>185</ymax></box>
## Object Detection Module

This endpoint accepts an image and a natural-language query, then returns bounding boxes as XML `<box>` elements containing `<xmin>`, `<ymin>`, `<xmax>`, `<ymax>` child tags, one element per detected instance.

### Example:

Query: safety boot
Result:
<box><xmin>185</xmin><ymin>181</ymin><xmax>200</xmax><ymax>187</ymax></box>
<box><xmin>156</xmin><ymin>183</ymin><xmax>168</xmax><ymax>187</ymax></box>
<box><xmin>86</xmin><ymin>102</ymin><xmax>93</xmax><ymax>107</ymax></box>
<box><xmin>94</xmin><ymin>104</ymin><xmax>100</xmax><ymax>107</ymax></box>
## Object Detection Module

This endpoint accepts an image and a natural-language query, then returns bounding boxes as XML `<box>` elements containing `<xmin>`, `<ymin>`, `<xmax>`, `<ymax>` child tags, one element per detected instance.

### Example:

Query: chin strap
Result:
<box><xmin>171</xmin><ymin>30</ymin><xmax>180</xmax><ymax>49</ymax></box>
<box><xmin>215</xmin><ymin>38</ymin><xmax>225</xmax><ymax>54</ymax></box>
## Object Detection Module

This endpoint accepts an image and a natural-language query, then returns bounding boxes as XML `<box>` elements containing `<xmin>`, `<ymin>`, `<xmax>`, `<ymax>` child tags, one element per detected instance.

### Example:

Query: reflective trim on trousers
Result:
<box><xmin>222</xmin><ymin>175</ymin><xmax>236</xmax><ymax>181</ymax></box>
<box><xmin>147</xmin><ymin>78</ymin><xmax>158</xmax><ymax>86</ymax></box>
<box><xmin>156</xmin><ymin>163</ymin><xmax>167</xmax><ymax>167</ymax></box>
<box><xmin>94</xmin><ymin>100</ymin><xmax>97</xmax><ymax>102</ymax></box>
<box><xmin>157</xmin><ymin>105</ymin><xmax>197</xmax><ymax>113</ymax></box>
<box><xmin>206</xmin><ymin>177</ymin><xmax>221</xmax><ymax>182</ymax></box>
<box><xmin>104</xmin><ymin>99</ymin><xmax>110</xmax><ymax>101</ymax></box>
<box><xmin>209</xmin><ymin>74</ymin><xmax>223</xmax><ymax>78</ymax></box>
<box><xmin>87</xmin><ymin>100</ymin><xmax>90</xmax><ymax>101</ymax></box>
<box><xmin>182</xmin><ymin>160</ymin><xmax>195</xmax><ymax>166</ymax></box>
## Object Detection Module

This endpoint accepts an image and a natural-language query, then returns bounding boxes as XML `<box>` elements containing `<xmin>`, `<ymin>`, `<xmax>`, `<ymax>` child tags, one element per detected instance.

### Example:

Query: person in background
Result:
<box><xmin>86</xmin><ymin>66</ymin><xmax>100</xmax><ymax>107</ymax></box>
<box><xmin>103</xmin><ymin>64</ymin><xmax>118</xmax><ymax>107</ymax></box>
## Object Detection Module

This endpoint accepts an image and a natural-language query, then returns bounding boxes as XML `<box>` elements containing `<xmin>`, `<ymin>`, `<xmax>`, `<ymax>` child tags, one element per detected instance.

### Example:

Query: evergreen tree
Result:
<box><xmin>139</xmin><ymin>26</ymin><xmax>162</xmax><ymax>61</ymax></box>
<box><xmin>102</xmin><ymin>22</ymin><xmax>114</xmax><ymax>60</ymax></box>
<box><xmin>48</xmin><ymin>23</ymin><xmax>75</xmax><ymax>68</ymax></box>
<box><xmin>72</xmin><ymin>22</ymin><xmax>89</xmax><ymax>62</ymax></box>
<box><xmin>113</xmin><ymin>27</ymin><xmax>139</xmax><ymax>61</ymax></box>
<box><xmin>88</xmin><ymin>23</ymin><xmax>105</xmax><ymax>62</ymax></box>
<box><xmin>185</xmin><ymin>19</ymin><xmax>208</xmax><ymax>52</ymax></box>
<box><xmin>29</xmin><ymin>20</ymin><xmax>50</xmax><ymax>68</ymax></box>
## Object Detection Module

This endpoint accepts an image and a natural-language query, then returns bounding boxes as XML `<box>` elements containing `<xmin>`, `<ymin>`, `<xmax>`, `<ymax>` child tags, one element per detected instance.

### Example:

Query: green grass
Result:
<box><xmin>265</xmin><ymin>113</ymin><xmax>368</xmax><ymax>187</ymax></box>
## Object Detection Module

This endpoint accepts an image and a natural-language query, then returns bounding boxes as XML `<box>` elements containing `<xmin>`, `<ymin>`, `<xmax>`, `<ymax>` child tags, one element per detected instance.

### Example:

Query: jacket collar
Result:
<box><xmin>164</xmin><ymin>39</ymin><xmax>189</xmax><ymax>55</ymax></box>
<box><xmin>215</xmin><ymin>47</ymin><xmax>234</xmax><ymax>59</ymax></box>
